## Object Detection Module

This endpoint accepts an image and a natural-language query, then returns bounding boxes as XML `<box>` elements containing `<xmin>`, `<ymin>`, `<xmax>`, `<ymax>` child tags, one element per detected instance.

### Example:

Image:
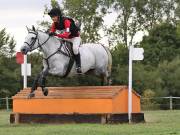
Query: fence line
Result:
<box><xmin>141</xmin><ymin>96</ymin><xmax>180</xmax><ymax>110</ymax></box>
<box><xmin>142</xmin><ymin>96</ymin><xmax>180</xmax><ymax>99</ymax></box>
<box><xmin>0</xmin><ymin>97</ymin><xmax>12</xmax><ymax>111</ymax></box>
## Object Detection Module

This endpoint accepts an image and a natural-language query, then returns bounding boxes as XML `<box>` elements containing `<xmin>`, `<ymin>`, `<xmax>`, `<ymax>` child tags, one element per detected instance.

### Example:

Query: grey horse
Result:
<box><xmin>21</xmin><ymin>26</ymin><xmax>112</xmax><ymax>98</ymax></box>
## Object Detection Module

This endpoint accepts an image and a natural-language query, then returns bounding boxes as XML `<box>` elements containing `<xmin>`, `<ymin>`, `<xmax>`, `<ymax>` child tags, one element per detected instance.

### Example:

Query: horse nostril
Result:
<box><xmin>21</xmin><ymin>48</ymin><xmax>26</xmax><ymax>54</ymax></box>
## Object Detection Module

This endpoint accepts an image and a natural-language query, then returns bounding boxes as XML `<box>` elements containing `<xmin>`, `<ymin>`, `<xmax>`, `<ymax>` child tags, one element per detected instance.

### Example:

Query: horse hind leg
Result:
<box><xmin>39</xmin><ymin>68</ymin><xmax>49</xmax><ymax>96</ymax></box>
<box><xmin>107</xmin><ymin>76</ymin><xmax>112</xmax><ymax>85</ymax></box>
<box><xmin>101</xmin><ymin>70</ymin><xmax>112</xmax><ymax>86</ymax></box>
<box><xmin>106</xmin><ymin>64</ymin><xmax>112</xmax><ymax>85</ymax></box>
<box><xmin>100</xmin><ymin>75</ymin><xmax>104</xmax><ymax>86</ymax></box>
<box><xmin>106</xmin><ymin>47</ymin><xmax>112</xmax><ymax>85</ymax></box>
<box><xmin>100</xmin><ymin>74</ymin><xmax>108</xmax><ymax>86</ymax></box>
<box><xmin>40</xmin><ymin>77</ymin><xmax>48</xmax><ymax>96</ymax></box>
<box><xmin>106</xmin><ymin>69</ymin><xmax>112</xmax><ymax>85</ymax></box>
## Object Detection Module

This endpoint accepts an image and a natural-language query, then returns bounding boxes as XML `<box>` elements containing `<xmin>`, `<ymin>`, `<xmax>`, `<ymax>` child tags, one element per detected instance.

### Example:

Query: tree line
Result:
<box><xmin>0</xmin><ymin>0</ymin><xmax>180</xmax><ymax>99</ymax></box>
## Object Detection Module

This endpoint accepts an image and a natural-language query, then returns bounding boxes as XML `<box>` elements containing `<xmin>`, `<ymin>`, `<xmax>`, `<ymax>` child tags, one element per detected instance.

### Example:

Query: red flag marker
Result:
<box><xmin>16</xmin><ymin>52</ymin><xmax>24</xmax><ymax>64</ymax></box>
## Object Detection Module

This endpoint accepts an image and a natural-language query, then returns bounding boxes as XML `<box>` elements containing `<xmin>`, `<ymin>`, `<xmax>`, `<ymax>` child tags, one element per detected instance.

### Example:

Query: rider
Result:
<box><xmin>48</xmin><ymin>8</ymin><xmax>82</xmax><ymax>73</ymax></box>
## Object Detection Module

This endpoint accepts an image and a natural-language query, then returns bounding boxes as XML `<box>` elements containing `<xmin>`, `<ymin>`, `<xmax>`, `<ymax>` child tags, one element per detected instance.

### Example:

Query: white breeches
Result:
<box><xmin>65</xmin><ymin>37</ymin><xmax>81</xmax><ymax>55</ymax></box>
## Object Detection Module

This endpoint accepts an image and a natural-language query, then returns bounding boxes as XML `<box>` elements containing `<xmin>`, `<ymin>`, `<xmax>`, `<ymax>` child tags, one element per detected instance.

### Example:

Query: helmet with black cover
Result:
<box><xmin>48</xmin><ymin>8</ymin><xmax>62</xmax><ymax>17</ymax></box>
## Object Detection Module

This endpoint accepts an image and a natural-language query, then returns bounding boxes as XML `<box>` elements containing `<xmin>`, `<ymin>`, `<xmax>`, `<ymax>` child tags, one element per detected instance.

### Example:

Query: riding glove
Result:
<box><xmin>49</xmin><ymin>32</ymin><xmax>56</xmax><ymax>36</ymax></box>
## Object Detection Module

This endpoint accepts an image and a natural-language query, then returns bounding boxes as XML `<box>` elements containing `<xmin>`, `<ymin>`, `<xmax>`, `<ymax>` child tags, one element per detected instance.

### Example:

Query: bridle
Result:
<box><xmin>24</xmin><ymin>31</ymin><xmax>50</xmax><ymax>52</ymax></box>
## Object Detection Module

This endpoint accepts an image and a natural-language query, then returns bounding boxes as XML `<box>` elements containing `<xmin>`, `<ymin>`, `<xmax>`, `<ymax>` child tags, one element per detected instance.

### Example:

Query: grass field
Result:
<box><xmin>0</xmin><ymin>110</ymin><xmax>180</xmax><ymax>135</ymax></box>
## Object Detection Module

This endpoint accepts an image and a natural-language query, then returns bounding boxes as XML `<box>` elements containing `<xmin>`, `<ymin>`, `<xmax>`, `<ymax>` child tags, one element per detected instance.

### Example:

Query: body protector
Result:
<box><xmin>54</xmin><ymin>17</ymin><xmax>80</xmax><ymax>38</ymax></box>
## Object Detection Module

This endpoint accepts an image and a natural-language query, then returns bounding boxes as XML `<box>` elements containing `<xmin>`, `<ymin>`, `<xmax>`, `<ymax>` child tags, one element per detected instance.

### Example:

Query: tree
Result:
<box><xmin>0</xmin><ymin>28</ymin><xmax>16</xmax><ymax>57</ymax></box>
<box><xmin>175</xmin><ymin>0</ymin><xmax>180</xmax><ymax>20</ymax></box>
<box><xmin>0</xmin><ymin>28</ymin><xmax>18</xmax><ymax>98</ymax></box>
<box><xmin>0</xmin><ymin>56</ymin><xmax>21</xmax><ymax>97</ymax></box>
<box><xmin>106</xmin><ymin>0</ymin><xmax>178</xmax><ymax>47</ymax></box>
<box><xmin>141</xmin><ymin>23</ymin><xmax>180</xmax><ymax>66</ymax></box>
<box><xmin>110</xmin><ymin>43</ymin><xmax>128</xmax><ymax>85</ymax></box>
<box><xmin>141</xmin><ymin>89</ymin><xmax>156</xmax><ymax>110</ymax></box>
<box><xmin>132</xmin><ymin>63</ymin><xmax>162</xmax><ymax>94</ymax></box>
<box><xmin>63</xmin><ymin>0</ymin><xmax>108</xmax><ymax>43</ymax></box>
<box><xmin>157</xmin><ymin>57</ymin><xmax>180</xmax><ymax>96</ymax></box>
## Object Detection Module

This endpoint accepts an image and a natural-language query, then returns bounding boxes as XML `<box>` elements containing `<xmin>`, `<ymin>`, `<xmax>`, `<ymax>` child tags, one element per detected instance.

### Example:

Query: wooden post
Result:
<box><xmin>170</xmin><ymin>96</ymin><xmax>173</xmax><ymax>110</ymax></box>
<box><xmin>14</xmin><ymin>113</ymin><xmax>20</xmax><ymax>124</ymax></box>
<box><xmin>6</xmin><ymin>97</ymin><xmax>9</xmax><ymax>111</ymax></box>
<box><xmin>101</xmin><ymin>114</ymin><xmax>107</xmax><ymax>124</ymax></box>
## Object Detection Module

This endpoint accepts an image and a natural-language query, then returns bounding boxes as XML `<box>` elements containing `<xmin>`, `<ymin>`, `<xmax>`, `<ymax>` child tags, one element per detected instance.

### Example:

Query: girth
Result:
<box><xmin>43</xmin><ymin>40</ymin><xmax>75</xmax><ymax>78</ymax></box>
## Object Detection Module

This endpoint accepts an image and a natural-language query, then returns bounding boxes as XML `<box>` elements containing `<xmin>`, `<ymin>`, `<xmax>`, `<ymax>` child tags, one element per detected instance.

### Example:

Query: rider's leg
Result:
<box><xmin>72</xmin><ymin>37</ymin><xmax>82</xmax><ymax>73</ymax></box>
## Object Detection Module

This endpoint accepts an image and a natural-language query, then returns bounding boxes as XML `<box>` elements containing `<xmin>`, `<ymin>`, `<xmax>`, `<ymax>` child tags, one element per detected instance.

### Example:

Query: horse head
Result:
<box><xmin>21</xmin><ymin>26</ymin><xmax>39</xmax><ymax>54</ymax></box>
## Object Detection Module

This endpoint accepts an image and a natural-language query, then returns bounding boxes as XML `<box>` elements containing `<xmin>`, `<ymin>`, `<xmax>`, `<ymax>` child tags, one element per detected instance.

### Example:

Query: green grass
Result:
<box><xmin>0</xmin><ymin>110</ymin><xmax>180</xmax><ymax>135</ymax></box>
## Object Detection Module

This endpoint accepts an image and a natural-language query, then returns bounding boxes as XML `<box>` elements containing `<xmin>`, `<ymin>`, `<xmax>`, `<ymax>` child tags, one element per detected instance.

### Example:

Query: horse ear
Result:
<box><xmin>32</xmin><ymin>25</ymin><xmax>36</xmax><ymax>31</ymax></box>
<box><xmin>26</xmin><ymin>26</ymin><xmax>30</xmax><ymax>32</ymax></box>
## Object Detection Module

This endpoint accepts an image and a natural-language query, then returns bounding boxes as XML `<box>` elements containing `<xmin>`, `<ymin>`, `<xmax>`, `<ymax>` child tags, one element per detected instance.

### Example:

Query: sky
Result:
<box><xmin>0</xmin><ymin>0</ymin><xmax>55</xmax><ymax>51</ymax></box>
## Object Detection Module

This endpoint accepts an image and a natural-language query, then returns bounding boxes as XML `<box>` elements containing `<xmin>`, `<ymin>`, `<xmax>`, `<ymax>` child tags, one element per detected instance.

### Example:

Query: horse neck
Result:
<box><xmin>38</xmin><ymin>32</ymin><xmax>60</xmax><ymax>57</ymax></box>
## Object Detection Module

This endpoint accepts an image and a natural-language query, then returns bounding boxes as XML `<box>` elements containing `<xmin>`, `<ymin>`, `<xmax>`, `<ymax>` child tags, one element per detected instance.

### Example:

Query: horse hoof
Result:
<box><xmin>28</xmin><ymin>93</ymin><xmax>35</xmax><ymax>98</ymax></box>
<box><xmin>42</xmin><ymin>88</ymin><xmax>48</xmax><ymax>96</ymax></box>
<box><xmin>108</xmin><ymin>79</ymin><xmax>112</xmax><ymax>85</ymax></box>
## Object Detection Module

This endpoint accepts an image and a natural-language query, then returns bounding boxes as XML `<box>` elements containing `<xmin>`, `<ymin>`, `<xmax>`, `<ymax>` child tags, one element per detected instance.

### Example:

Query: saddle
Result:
<box><xmin>59</xmin><ymin>39</ymin><xmax>74</xmax><ymax>58</ymax></box>
<box><xmin>57</xmin><ymin>39</ymin><xmax>75</xmax><ymax>77</ymax></box>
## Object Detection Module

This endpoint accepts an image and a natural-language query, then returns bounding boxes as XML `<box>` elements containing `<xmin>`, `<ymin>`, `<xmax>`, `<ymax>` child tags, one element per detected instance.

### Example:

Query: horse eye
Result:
<box><xmin>31</xmin><ymin>37</ymin><xmax>35</xmax><ymax>40</ymax></box>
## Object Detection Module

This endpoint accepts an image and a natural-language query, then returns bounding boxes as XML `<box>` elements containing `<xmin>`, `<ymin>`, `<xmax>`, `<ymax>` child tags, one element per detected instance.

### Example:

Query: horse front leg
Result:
<box><xmin>28</xmin><ymin>73</ymin><xmax>41</xmax><ymax>98</ymax></box>
<box><xmin>39</xmin><ymin>68</ymin><xmax>49</xmax><ymax>96</ymax></box>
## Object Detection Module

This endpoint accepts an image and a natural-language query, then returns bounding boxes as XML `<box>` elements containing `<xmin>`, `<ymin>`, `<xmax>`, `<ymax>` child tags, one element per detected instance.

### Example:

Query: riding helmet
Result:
<box><xmin>48</xmin><ymin>8</ymin><xmax>62</xmax><ymax>17</ymax></box>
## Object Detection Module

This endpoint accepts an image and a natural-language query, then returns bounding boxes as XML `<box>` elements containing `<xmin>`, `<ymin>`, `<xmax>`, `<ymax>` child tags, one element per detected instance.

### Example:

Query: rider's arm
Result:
<box><xmin>56</xmin><ymin>19</ymin><xmax>71</xmax><ymax>38</ymax></box>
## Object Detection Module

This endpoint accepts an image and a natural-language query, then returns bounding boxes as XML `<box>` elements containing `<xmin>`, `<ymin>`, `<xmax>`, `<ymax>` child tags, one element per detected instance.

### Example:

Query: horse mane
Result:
<box><xmin>37</xmin><ymin>30</ymin><xmax>62</xmax><ymax>43</ymax></box>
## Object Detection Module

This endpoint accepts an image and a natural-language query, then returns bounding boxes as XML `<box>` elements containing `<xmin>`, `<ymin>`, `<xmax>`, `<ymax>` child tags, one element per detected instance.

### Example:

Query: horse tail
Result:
<box><xmin>105</xmin><ymin>47</ymin><xmax>112</xmax><ymax>77</ymax></box>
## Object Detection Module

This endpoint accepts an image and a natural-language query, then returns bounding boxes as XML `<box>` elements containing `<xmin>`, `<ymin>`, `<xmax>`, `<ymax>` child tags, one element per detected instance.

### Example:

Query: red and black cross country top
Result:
<box><xmin>50</xmin><ymin>17</ymin><xmax>80</xmax><ymax>39</ymax></box>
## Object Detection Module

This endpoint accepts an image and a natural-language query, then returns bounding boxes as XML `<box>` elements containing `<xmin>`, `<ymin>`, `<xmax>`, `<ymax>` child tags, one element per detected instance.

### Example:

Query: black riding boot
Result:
<box><xmin>74</xmin><ymin>53</ymin><xmax>82</xmax><ymax>73</ymax></box>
